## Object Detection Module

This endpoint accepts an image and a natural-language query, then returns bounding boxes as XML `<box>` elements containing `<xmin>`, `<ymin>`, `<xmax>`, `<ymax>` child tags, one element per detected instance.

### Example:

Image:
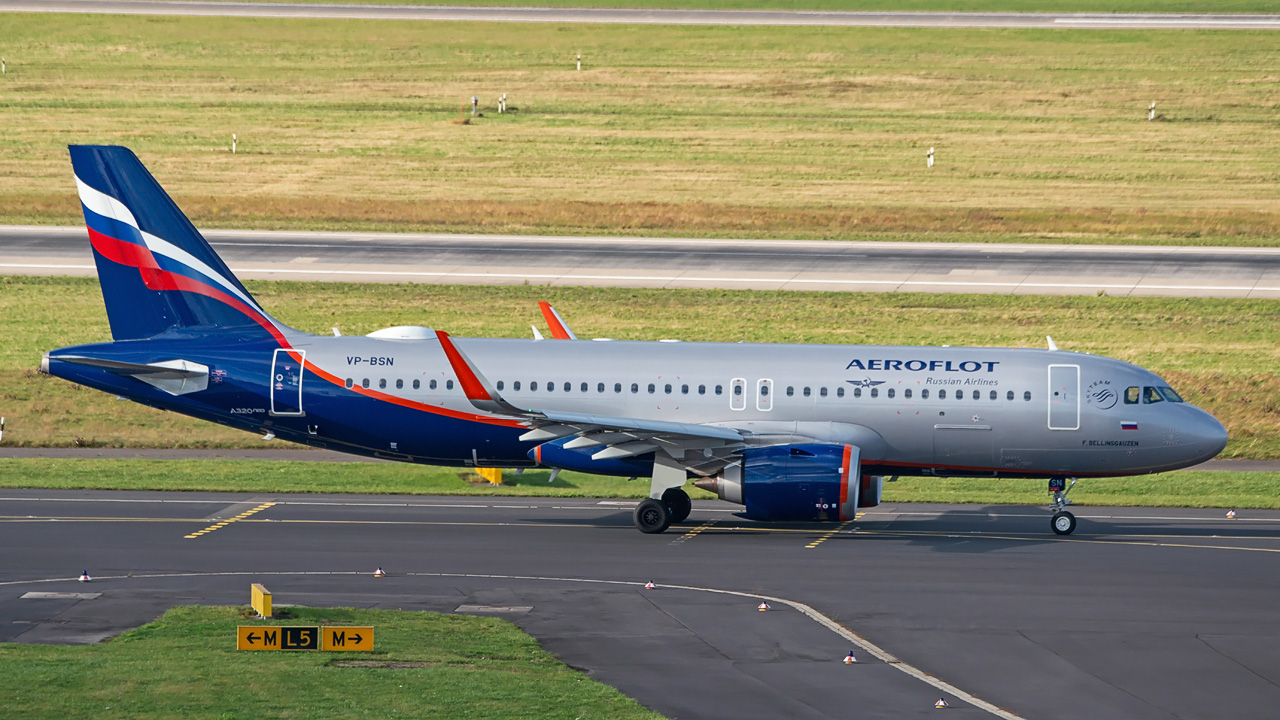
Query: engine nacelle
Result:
<box><xmin>695</xmin><ymin>443</ymin><xmax>861</xmax><ymax>522</ymax></box>
<box><xmin>528</xmin><ymin>437</ymin><xmax>654</xmax><ymax>477</ymax></box>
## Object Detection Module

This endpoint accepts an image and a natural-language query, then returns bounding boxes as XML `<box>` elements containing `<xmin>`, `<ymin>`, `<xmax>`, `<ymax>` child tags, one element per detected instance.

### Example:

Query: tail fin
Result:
<box><xmin>69</xmin><ymin>145</ymin><xmax>288</xmax><ymax>343</ymax></box>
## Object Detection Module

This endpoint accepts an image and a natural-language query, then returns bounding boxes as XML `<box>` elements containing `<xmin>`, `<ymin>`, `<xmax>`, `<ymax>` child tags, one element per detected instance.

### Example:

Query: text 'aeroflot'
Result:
<box><xmin>42</xmin><ymin>146</ymin><xmax>1228</xmax><ymax>535</ymax></box>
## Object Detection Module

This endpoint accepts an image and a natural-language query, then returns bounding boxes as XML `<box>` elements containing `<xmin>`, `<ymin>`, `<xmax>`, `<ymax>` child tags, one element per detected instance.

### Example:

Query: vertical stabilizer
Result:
<box><xmin>69</xmin><ymin>145</ymin><xmax>288</xmax><ymax>342</ymax></box>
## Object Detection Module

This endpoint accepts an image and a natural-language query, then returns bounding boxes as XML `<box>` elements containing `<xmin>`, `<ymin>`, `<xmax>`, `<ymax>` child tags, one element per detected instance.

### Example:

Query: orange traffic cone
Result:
<box><xmin>1227</xmin><ymin>509</ymin><xmax>1236</xmax><ymax>519</ymax></box>
<box><xmin>78</xmin><ymin>570</ymin><xmax>91</xmax><ymax>583</ymax></box>
<box><xmin>758</xmin><ymin>602</ymin><xmax>771</xmax><ymax>612</ymax></box>
<box><xmin>644</xmin><ymin>581</ymin><xmax>656</xmax><ymax>590</ymax></box>
<box><xmin>843</xmin><ymin>652</ymin><xmax>856</xmax><ymax>664</ymax></box>
<box><xmin>374</xmin><ymin>567</ymin><xmax>386</xmax><ymax>578</ymax></box>
<box><xmin>935</xmin><ymin>698</ymin><xmax>949</xmax><ymax>709</ymax></box>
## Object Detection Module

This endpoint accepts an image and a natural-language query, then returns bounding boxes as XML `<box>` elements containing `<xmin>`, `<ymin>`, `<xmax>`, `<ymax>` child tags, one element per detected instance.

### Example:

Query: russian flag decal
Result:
<box><xmin>1121</xmin><ymin>421</ymin><xmax>1139</xmax><ymax>430</ymax></box>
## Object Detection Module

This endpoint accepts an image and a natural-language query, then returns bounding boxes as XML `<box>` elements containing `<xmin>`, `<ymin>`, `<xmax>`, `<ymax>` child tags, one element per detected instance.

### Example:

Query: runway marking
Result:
<box><xmin>805</xmin><ymin>516</ymin><xmax>858</xmax><ymax>548</ymax></box>
<box><xmin>0</xmin><ymin>569</ymin><xmax>1025</xmax><ymax>719</ymax></box>
<box><xmin>857</xmin><ymin>528</ymin><xmax>1280</xmax><ymax>554</ymax></box>
<box><xmin>672</xmin><ymin>518</ymin><xmax>718</xmax><ymax>545</ymax></box>
<box><xmin>183</xmin><ymin>502</ymin><xmax>275</xmax><ymax>539</ymax></box>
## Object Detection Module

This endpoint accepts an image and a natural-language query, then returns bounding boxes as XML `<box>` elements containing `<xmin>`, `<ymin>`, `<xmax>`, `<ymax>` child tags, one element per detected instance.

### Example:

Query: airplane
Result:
<box><xmin>41</xmin><ymin>145</ymin><xmax>1229</xmax><ymax>536</ymax></box>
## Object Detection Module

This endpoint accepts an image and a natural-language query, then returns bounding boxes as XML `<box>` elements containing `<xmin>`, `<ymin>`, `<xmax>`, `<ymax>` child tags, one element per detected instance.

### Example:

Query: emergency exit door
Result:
<box><xmin>1047</xmin><ymin>364</ymin><xmax>1079</xmax><ymax>430</ymax></box>
<box><xmin>270</xmin><ymin>349</ymin><xmax>306</xmax><ymax>416</ymax></box>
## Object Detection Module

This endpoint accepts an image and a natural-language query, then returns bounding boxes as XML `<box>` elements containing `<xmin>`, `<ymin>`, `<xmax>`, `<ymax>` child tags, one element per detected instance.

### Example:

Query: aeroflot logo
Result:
<box><xmin>845</xmin><ymin>359</ymin><xmax>1000</xmax><ymax>372</ymax></box>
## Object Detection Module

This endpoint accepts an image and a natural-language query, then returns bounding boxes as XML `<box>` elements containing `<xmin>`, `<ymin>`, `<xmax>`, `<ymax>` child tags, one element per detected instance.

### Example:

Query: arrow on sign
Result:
<box><xmin>351</xmin><ymin>633</ymin><xmax>363</xmax><ymax>644</ymax></box>
<box><xmin>246</xmin><ymin>632</ymin><xmax>259</xmax><ymax>644</ymax></box>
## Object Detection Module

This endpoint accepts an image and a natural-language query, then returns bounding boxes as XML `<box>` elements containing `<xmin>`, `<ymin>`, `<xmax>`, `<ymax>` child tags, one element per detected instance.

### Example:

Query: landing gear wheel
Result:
<box><xmin>1051</xmin><ymin>511</ymin><xmax>1076</xmax><ymax>535</ymax></box>
<box><xmin>662</xmin><ymin>488</ymin><xmax>692</xmax><ymax>524</ymax></box>
<box><xmin>634</xmin><ymin>498</ymin><xmax>672</xmax><ymax>534</ymax></box>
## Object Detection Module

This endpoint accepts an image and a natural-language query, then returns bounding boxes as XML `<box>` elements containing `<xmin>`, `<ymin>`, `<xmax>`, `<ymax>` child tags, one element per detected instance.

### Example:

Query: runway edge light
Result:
<box><xmin>644</xmin><ymin>581</ymin><xmax>655</xmax><ymax>590</ymax></box>
<box><xmin>843</xmin><ymin>652</ymin><xmax>856</xmax><ymax>664</ymax></box>
<box><xmin>78</xmin><ymin>570</ymin><xmax>91</xmax><ymax>583</ymax></box>
<box><xmin>374</xmin><ymin>567</ymin><xmax>386</xmax><ymax>578</ymax></box>
<box><xmin>935</xmin><ymin>698</ymin><xmax>950</xmax><ymax>709</ymax></box>
<box><xmin>758</xmin><ymin>602</ymin><xmax>771</xmax><ymax>611</ymax></box>
<box><xmin>1227</xmin><ymin>509</ymin><xmax>1236</xmax><ymax>519</ymax></box>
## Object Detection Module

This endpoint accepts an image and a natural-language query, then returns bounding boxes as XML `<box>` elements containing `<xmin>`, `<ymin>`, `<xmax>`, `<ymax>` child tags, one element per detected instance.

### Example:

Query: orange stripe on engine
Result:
<box><xmin>838</xmin><ymin>444</ymin><xmax>852</xmax><ymax>520</ymax></box>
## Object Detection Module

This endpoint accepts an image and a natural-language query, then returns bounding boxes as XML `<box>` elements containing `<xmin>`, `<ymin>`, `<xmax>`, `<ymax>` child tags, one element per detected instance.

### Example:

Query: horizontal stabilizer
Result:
<box><xmin>52</xmin><ymin>355</ymin><xmax>209</xmax><ymax>396</ymax></box>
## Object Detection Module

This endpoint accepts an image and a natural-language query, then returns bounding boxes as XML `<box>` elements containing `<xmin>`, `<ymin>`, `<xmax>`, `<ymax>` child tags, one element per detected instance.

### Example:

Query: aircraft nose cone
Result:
<box><xmin>1191</xmin><ymin>409</ymin><xmax>1228</xmax><ymax>462</ymax></box>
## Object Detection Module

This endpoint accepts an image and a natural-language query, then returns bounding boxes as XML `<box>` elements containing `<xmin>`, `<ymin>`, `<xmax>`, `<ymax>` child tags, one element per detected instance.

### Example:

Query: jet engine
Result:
<box><xmin>693</xmin><ymin>443</ymin><xmax>871</xmax><ymax>522</ymax></box>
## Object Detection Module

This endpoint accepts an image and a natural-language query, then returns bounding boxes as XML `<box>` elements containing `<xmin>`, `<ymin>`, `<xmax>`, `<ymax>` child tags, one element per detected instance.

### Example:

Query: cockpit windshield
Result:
<box><xmin>1158</xmin><ymin>386</ymin><xmax>1184</xmax><ymax>403</ymax></box>
<box><xmin>1134</xmin><ymin>385</ymin><xmax>1185</xmax><ymax>404</ymax></box>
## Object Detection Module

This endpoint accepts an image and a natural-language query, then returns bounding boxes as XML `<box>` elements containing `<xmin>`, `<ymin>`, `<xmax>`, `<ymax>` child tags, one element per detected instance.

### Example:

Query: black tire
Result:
<box><xmin>634</xmin><ymin>498</ymin><xmax>672</xmax><ymax>534</ymax></box>
<box><xmin>1051</xmin><ymin>511</ymin><xmax>1076</xmax><ymax>535</ymax></box>
<box><xmin>662</xmin><ymin>487</ymin><xmax>692</xmax><ymax>524</ymax></box>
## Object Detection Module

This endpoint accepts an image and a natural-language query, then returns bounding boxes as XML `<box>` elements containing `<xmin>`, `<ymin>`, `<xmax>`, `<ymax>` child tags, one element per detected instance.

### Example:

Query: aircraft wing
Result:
<box><xmin>435</xmin><ymin>331</ymin><xmax>744</xmax><ymax>467</ymax></box>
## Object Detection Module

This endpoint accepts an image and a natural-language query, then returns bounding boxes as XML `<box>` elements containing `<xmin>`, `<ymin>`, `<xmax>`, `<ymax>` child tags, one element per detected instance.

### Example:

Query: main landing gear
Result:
<box><xmin>633</xmin><ymin>487</ymin><xmax>692</xmax><ymax>534</ymax></box>
<box><xmin>1049</xmin><ymin>476</ymin><xmax>1078</xmax><ymax>535</ymax></box>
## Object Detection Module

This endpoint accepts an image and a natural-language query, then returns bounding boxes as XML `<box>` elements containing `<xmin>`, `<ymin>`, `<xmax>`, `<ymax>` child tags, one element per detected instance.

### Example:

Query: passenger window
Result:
<box><xmin>990</xmin><ymin>390</ymin><xmax>997</xmax><ymax>400</ymax></box>
<box><xmin>496</xmin><ymin>380</ymin><xmax>504</xmax><ymax>391</ymax></box>
<box><xmin>733</xmin><ymin>384</ymin><xmax>742</xmax><ymax>396</ymax></box>
<box><xmin>631</xmin><ymin>383</ymin><xmax>639</xmax><ymax>393</ymax></box>
<box><xmin>547</xmin><ymin>381</ymin><xmax>554</xmax><ymax>392</ymax></box>
<box><xmin>648</xmin><ymin>383</ymin><xmax>656</xmax><ymax>394</ymax></box>
<box><xmin>854</xmin><ymin>388</ymin><xmax>862</xmax><ymax>398</ymax></box>
<box><xmin>837</xmin><ymin>387</ymin><xmax>845</xmax><ymax>398</ymax></box>
<box><xmin>1125</xmin><ymin>386</ymin><xmax>1139</xmax><ymax>404</ymax></box>
<box><xmin>580</xmin><ymin>382</ymin><xmax>587</xmax><ymax>392</ymax></box>
<box><xmin>921</xmin><ymin>389</ymin><xmax>929</xmax><ymax>399</ymax></box>
<box><xmin>1143</xmin><ymin>386</ymin><xmax>1164</xmax><ymax>404</ymax></box>
<box><xmin>396</xmin><ymin>379</ymin><xmax>404</xmax><ymax>390</ymax></box>
<box><xmin>665</xmin><ymin>384</ymin><xmax>672</xmax><ymax>394</ymax></box>
<box><xmin>870</xmin><ymin>388</ymin><xmax>878</xmax><ymax>398</ymax></box>
<box><xmin>715</xmin><ymin>385</ymin><xmax>723</xmax><ymax>395</ymax></box>
<box><xmin>939</xmin><ymin>389</ymin><xmax>946</xmax><ymax>399</ymax></box>
<box><xmin>598</xmin><ymin>382</ymin><xmax>605</xmax><ymax>393</ymax></box>
<box><xmin>413</xmin><ymin>379</ymin><xmax>420</xmax><ymax>390</ymax></box>
<box><xmin>511</xmin><ymin>381</ymin><xmax>519</xmax><ymax>391</ymax></box>
<box><xmin>886</xmin><ymin>388</ymin><xmax>894</xmax><ymax>399</ymax></box>
<box><xmin>345</xmin><ymin>378</ymin><xmax>353</xmax><ymax>389</ymax></box>
<box><xmin>904</xmin><ymin>388</ymin><xmax>911</xmax><ymax>399</ymax></box>
<box><xmin>761</xmin><ymin>384</ymin><xmax>770</xmax><ymax>396</ymax></box>
<box><xmin>803</xmin><ymin>387</ymin><xmax>811</xmax><ymax>397</ymax></box>
<box><xmin>682</xmin><ymin>384</ymin><xmax>689</xmax><ymax>394</ymax></box>
<box><xmin>820</xmin><ymin>387</ymin><xmax>828</xmax><ymax>397</ymax></box>
<box><xmin>1006</xmin><ymin>390</ymin><xmax>1013</xmax><ymax>401</ymax></box>
<box><xmin>362</xmin><ymin>378</ymin><xmax>369</xmax><ymax>388</ymax></box>
<box><xmin>447</xmin><ymin>380</ymin><xmax>454</xmax><ymax>390</ymax></box>
<box><xmin>531</xmin><ymin>381</ymin><xmax>538</xmax><ymax>391</ymax></box>
<box><xmin>379</xmin><ymin>379</ymin><xmax>387</xmax><ymax>389</ymax></box>
<box><xmin>958</xmin><ymin>390</ymin><xmax>965</xmax><ymax>400</ymax></box>
<box><xmin>787</xmin><ymin>386</ymin><xmax>794</xmax><ymax>397</ymax></box>
<box><xmin>615</xmin><ymin>383</ymin><xmax>622</xmax><ymax>393</ymax></box>
<box><xmin>1024</xmin><ymin>391</ymin><xmax>1031</xmax><ymax>401</ymax></box>
<box><xmin>698</xmin><ymin>384</ymin><xmax>706</xmax><ymax>395</ymax></box>
<box><xmin>565</xmin><ymin>382</ymin><xmax>572</xmax><ymax>392</ymax></box>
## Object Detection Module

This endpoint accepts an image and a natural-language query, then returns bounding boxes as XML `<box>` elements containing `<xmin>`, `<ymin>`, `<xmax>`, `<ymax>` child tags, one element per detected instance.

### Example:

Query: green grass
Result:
<box><xmin>4</xmin><ymin>276</ymin><xmax>1279</xmax><ymax>456</ymax></box>
<box><xmin>210</xmin><ymin>0</ymin><xmax>1280</xmax><ymax>13</ymax></box>
<box><xmin>4</xmin><ymin>14</ymin><xmax>1280</xmax><ymax>244</ymax></box>
<box><xmin>0</xmin><ymin>458</ymin><xmax>1274</xmax><ymax>508</ymax></box>
<box><xmin>0</xmin><ymin>605</ymin><xmax>662</xmax><ymax>720</ymax></box>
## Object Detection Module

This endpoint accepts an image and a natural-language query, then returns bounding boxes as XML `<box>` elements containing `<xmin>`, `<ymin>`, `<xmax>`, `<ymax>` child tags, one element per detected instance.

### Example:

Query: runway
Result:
<box><xmin>3</xmin><ymin>1</ymin><xmax>1279</xmax><ymax>29</ymax></box>
<box><xmin>5</xmin><ymin>225</ymin><xmax>1280</xmax><ymax>298</ymax></box>
<box><xmin>3</xmin><ymin>488</ymin><xmax>1280</xmax><ymax>719</ymax></box>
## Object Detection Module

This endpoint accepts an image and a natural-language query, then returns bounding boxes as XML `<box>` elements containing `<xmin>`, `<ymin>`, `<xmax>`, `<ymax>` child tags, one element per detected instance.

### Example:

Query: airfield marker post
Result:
<box><xmin>1149</xmin><ymin>102</ymin><xmax>1156</xmax><ymax>121</ymax></box>
<box><xmin>577</xmin><ymin>53</ymin><xmax>581</xmax><ymax>71</ymax></box>
<box><xmin>232</xmin><ymin>134</ymin><xmax>236</xmax><ymax>154</ymax></box>
<box><xmin>0</xmin><ymin>416</ymin><xmax>5</xmax><ymax>442</ymax></box>
<box><xmin>927</xmin><ymin>147</ymin><xmax>934</xmax><ymax>168</ymax></box>
<box><xmin>2</xmin><ymin>58</ymin><xmax>5</xmax><ymax>74</ymax></box>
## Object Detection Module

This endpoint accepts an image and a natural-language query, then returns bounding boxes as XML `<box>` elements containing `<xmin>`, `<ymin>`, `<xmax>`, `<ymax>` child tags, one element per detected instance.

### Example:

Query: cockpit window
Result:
<box><xmin>1124</xmin><ymin>386</ymin><xmax>1140</xmax><ymax>404</ymax></box>
<box><xmin>1142</xmin><ymin>386</ymin><xmax>1164</xmax><ymax>404</ymax></box>
<box><xmin>1158</xmin><ymin>386</ymin><xmax>1184</xmax><ymax>403</ymax></box>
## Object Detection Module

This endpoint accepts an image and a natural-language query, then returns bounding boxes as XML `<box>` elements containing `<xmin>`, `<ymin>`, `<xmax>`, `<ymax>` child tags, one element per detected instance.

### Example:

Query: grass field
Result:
<box><xmin>0</xmin><ymin>457</ymin><xmax>1276</xmax><ymax>508</ymax></box>
<box><xmin>3</xmin><ymin>14</ymin><xmax>1280</xmax><ymax>244</ymax></box>
<box><xmin>3</xmin><ymin>276</ymin><xmax>1278</xmax><ymax>457</ymax></box>
<box><xmin>0</xmin><ymin>605</ymin><xmax>660</xmax><ymax>720</ymax></box>
<box><xmin>209</xmin><ymin>0</ymin><xmax>1280</xmax><ymax>11</ymax></box>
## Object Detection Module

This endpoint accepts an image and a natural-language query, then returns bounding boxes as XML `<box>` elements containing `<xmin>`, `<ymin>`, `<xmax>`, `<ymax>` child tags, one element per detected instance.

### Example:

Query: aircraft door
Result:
<box><xmin>270</xmin><ymin>349</ymin><xmax>306</xmax><ymax>416</ymax></box>
<box><xmin>756</xmin><ymin>378</ymin><xmax>773</xmax><ymax>412</ymax></box>
<box><xmin>1047</xmin><ymin>363</ymin><xmax>1080</xmax><ymax>430</ymax></box>
<box><xmin>730</xmin><ymin>378</ymin><xmax>746</xmax><ymax>411</ymax></box>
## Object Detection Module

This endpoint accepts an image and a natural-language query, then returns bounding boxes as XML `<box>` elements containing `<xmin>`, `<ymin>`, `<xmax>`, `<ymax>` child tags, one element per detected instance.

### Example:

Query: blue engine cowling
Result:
<box><xmin>529</xmin><ymin>437</ymin><xmax>654</xmax><ymax>477</ymax></box>
<box><xmin>695</xmin><ymin>443</ymin><xmax>862</xmax><ymax>522</ymax></box>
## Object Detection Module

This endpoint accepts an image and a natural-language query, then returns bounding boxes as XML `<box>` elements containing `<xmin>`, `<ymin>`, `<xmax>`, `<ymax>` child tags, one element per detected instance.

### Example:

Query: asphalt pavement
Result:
<box><xmin>6</xmin><ymin>225</ymin><xmax>1280</xmax><ymax>298</ymax></box>
<box><xmin>3</xmin><ymin>489</ymin><xmax>1280</xmax><ymax>719</ymax></box>
<box><xmin>3</xmin><ymin>1</ymin><xmax>1278</xmax><ymax>29</ymax></box>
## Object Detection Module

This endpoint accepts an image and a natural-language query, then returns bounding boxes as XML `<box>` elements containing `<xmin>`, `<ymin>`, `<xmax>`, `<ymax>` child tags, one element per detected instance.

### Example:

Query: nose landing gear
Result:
<box><xmin>1049</xmin><ymin>476</ymin><xmax>1078</xmax><ymax>535</ymax></box>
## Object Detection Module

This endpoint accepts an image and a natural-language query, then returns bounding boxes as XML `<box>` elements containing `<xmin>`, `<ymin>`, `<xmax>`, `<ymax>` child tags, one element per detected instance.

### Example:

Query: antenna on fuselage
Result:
<box><xmin>1046</xmin><ymin>336</ymin><xmax>1059</xmax><ymax>351</ymax></box>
